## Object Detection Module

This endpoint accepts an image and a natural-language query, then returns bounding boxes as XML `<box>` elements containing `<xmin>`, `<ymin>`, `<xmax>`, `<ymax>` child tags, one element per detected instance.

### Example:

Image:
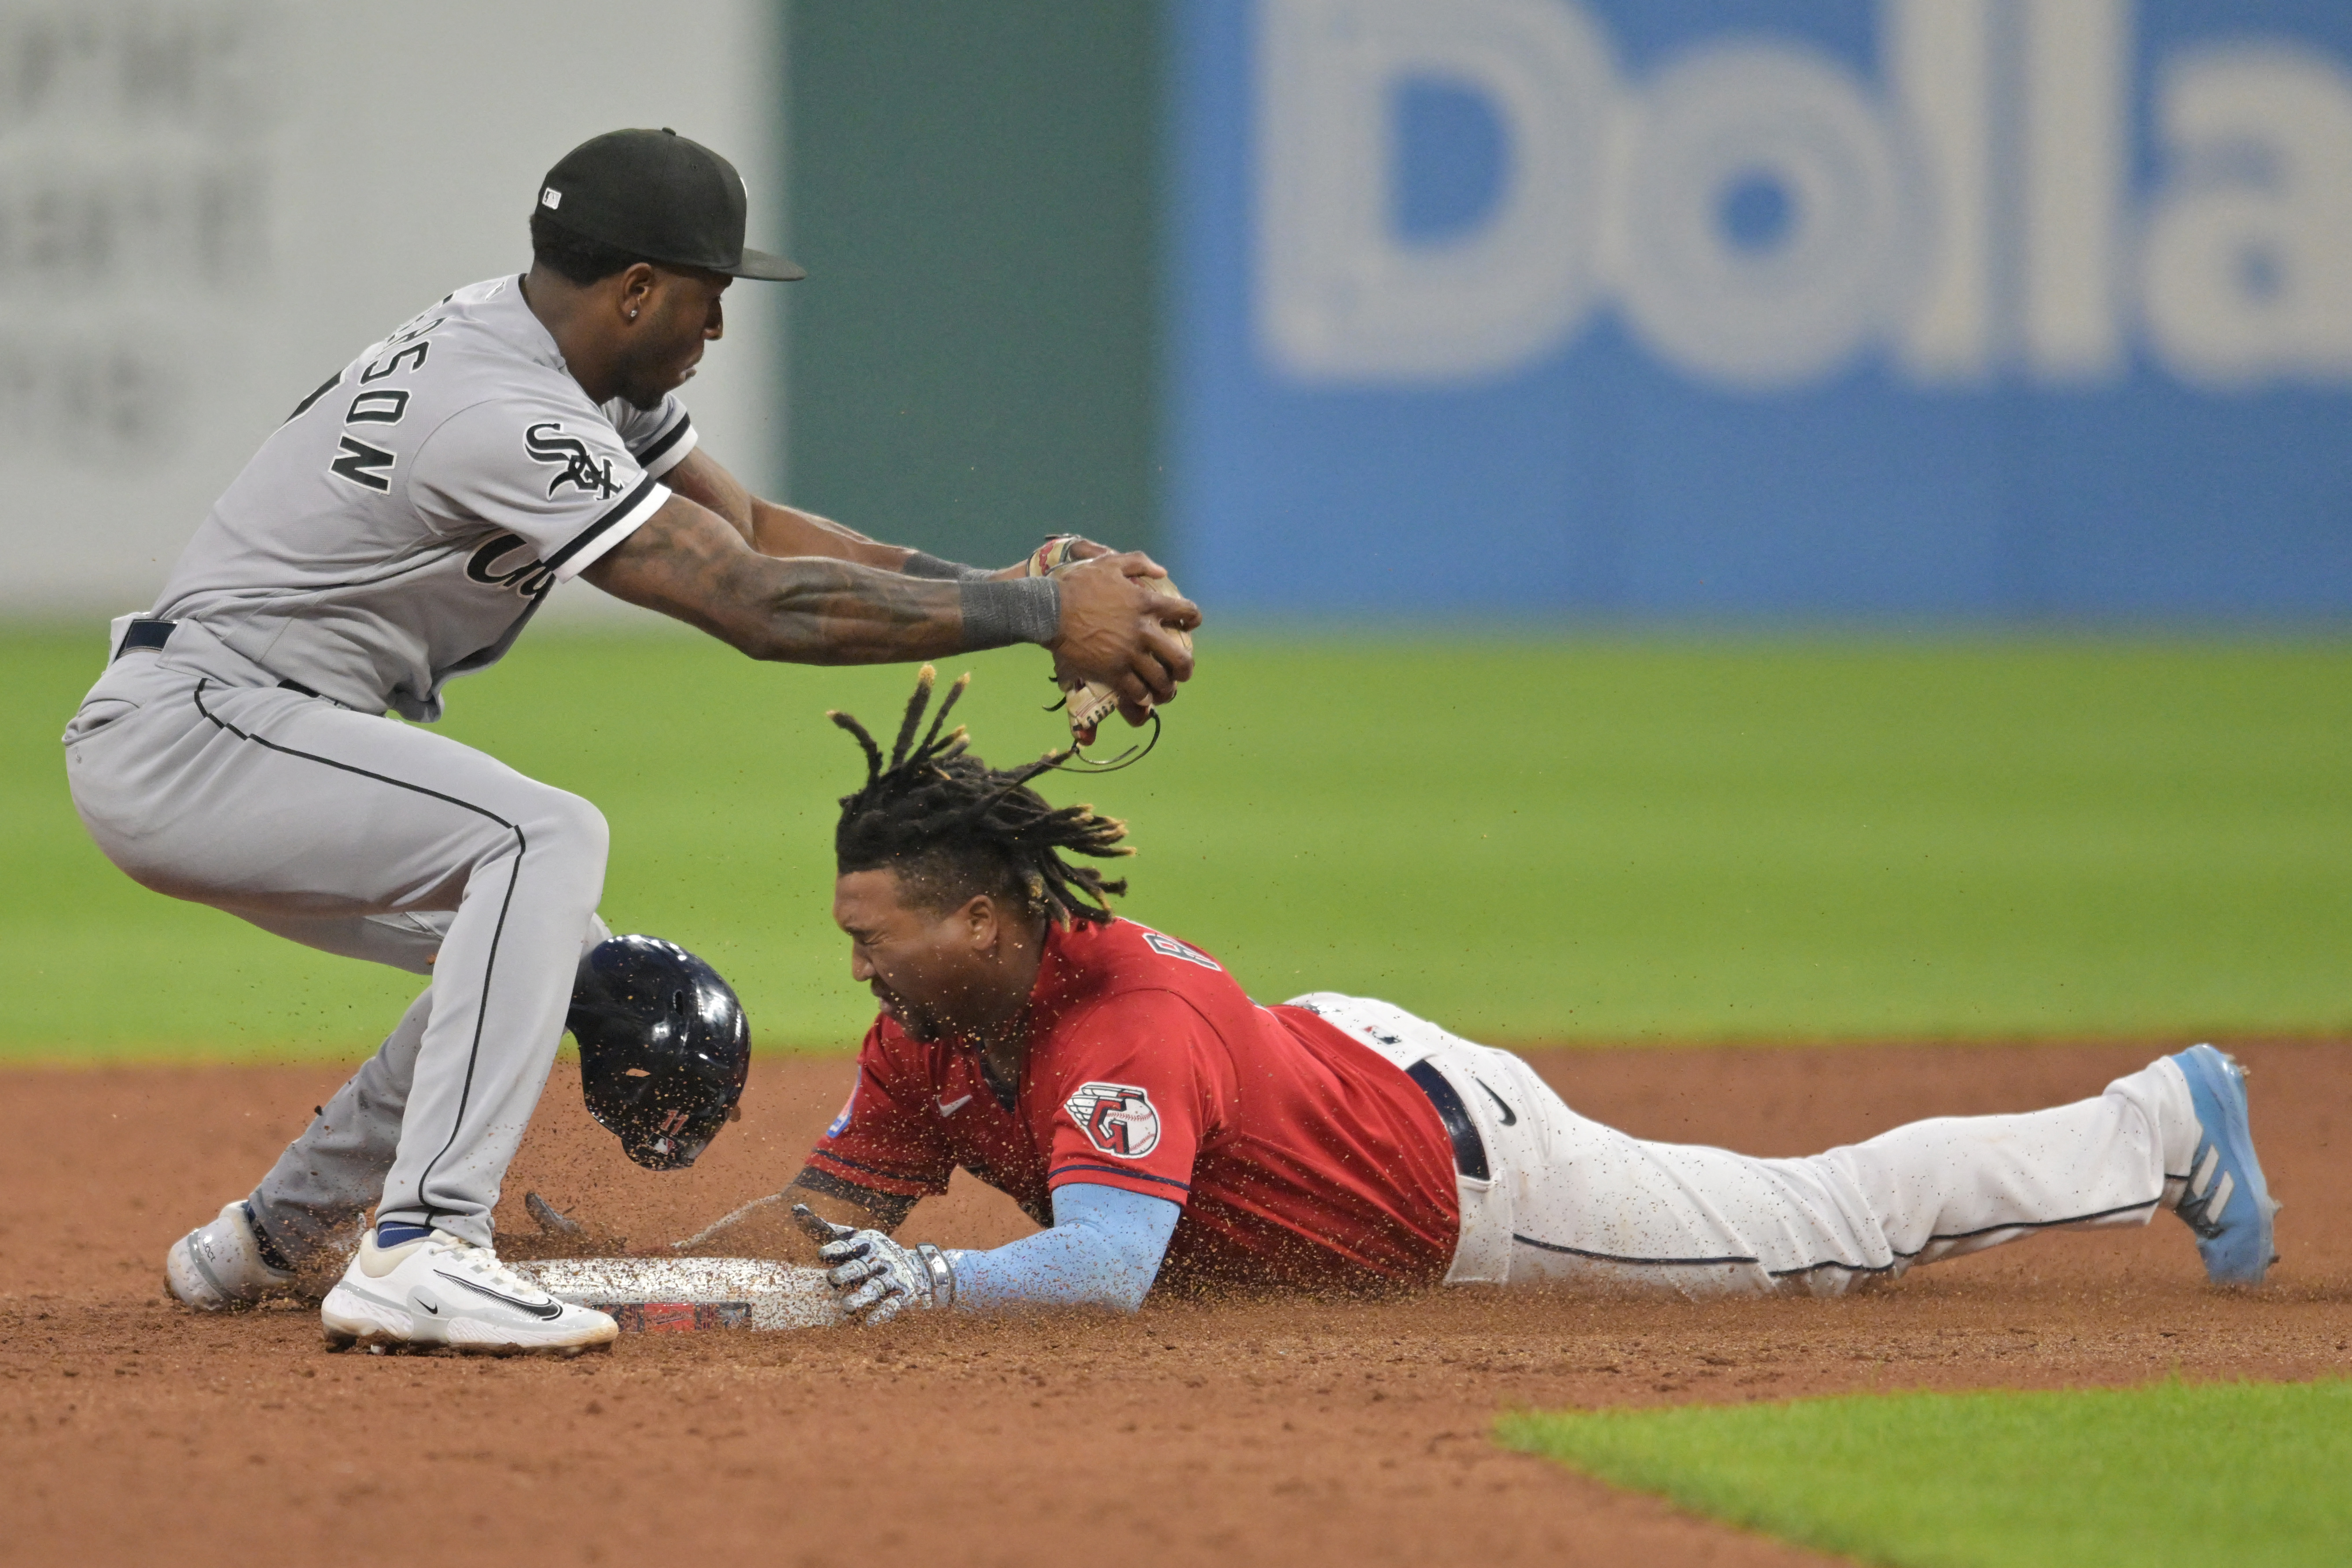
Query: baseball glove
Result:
<box><xmin>1024</xmin><ymin>534</ymin><xmax>1192</xmax><ymax>747</ymax></box>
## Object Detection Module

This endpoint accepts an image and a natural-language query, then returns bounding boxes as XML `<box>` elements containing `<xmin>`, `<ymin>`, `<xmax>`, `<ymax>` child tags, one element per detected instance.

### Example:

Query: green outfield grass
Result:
<box><xmin>1498</xmin><ymin>1379</ymin><xmax>2352</xmax><ymax>1568</ymax></box>
<box><xmin>7</xmin><ymin>621</ymin><xmax>2350</xmax><ymax>1060</ymax></box>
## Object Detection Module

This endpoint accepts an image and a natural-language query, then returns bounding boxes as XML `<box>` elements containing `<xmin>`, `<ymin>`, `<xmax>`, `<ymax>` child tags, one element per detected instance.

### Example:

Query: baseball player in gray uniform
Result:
<box><xmin>62</xmin><ymin>128</ymin><xmax>1197</xmax><ymax>1355</ymax></box>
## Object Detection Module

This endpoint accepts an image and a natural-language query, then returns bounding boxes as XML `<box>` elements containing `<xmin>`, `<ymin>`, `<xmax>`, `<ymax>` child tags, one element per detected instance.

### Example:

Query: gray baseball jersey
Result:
<box><xmin>68</xmin><ymin>273</ymin><xmax>703</xmax><ymax>1256</ymax></box>
<box><xmin>149</xmin><ymin>274</ymin><xmax>696</xmax><ymax>721</ymax></box>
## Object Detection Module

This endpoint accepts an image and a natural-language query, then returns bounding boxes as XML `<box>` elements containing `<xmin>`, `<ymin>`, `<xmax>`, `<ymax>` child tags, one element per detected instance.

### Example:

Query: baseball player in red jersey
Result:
<box><xmin>803</xmin><ymin>910</ymin><xmax>1462</xmax><ymax>1295</ymax></box>
<box><xmin>696</xmin><ymin>670</ymin><xmax>2277</xmax><ymax>1324</ymax></box>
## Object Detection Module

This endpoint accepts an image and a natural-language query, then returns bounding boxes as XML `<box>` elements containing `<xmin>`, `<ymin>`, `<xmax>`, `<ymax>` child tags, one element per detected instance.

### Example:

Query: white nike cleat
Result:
<box><xmin>320</xmin><ymin>1229</ymin><xmax>617</xmax><ymax>1356</ymax></box>
<box><xmin>165</xmin><ymin>1200</ymin><xmax>296</xmax><ymax>1311</ymax></box>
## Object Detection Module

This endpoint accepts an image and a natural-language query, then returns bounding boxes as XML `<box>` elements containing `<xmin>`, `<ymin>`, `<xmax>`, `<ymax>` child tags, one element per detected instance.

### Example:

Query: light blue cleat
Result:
<box><xmin>2168</xmin><ymin>1044</ymin><xmax>2279</xmax><ymax>1286</ymax></box>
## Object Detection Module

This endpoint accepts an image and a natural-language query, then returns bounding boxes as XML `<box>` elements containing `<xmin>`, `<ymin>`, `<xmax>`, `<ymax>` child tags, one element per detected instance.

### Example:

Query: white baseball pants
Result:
<box><xmin>1294</xmin><ymin>994</ymin><xmax>2199</xmax><ymax>1297</ymax></box>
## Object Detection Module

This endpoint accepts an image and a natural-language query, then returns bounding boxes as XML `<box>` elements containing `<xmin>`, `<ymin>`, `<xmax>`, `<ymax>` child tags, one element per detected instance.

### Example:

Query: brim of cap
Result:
<box><xmin>724</xmin><ymin>247</ymin><xmax>806</xmax><ymax>281</ymax></box>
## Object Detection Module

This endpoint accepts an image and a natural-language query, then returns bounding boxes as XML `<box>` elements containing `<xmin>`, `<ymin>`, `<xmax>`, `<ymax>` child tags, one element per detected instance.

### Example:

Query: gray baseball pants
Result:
<box><xmin>66</xmin><ymin>639</ymin><xmax>610</xmax><ymax>1253</ymax></box>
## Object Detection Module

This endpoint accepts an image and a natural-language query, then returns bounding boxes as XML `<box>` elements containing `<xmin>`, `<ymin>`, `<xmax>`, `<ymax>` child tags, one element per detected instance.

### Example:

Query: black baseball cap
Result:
<box><xmin>536</xmin><ymin>128</ymin><xmax>804</xmax><ymax>281</ymax></box>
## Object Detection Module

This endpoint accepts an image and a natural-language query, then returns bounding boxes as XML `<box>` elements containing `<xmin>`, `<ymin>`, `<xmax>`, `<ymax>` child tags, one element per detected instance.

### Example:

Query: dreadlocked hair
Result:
<box><xmin>830</xmin><ymin>666</ymin><xmax>1134</xmax><ymax>927</ymax></box>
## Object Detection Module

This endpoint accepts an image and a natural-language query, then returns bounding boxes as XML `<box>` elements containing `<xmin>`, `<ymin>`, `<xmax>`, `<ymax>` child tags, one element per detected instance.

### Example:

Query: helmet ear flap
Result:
<box><xmin>569</xmin><ymin>935</ymin><xmax>751</xmax><ymax>1170</ymax></box>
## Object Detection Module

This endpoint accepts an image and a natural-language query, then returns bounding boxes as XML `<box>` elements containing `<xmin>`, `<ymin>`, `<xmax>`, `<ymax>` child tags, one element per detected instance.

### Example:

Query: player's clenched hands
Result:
<box><xmin>792</xmin><ymin>1204</ymin><xmax>954</xmax><ymax>1326</ymax></box>
<box><xmin>1047</xmin><ymin>552</ymin><xmax>1199</xmax><ymax>718</ymax></box>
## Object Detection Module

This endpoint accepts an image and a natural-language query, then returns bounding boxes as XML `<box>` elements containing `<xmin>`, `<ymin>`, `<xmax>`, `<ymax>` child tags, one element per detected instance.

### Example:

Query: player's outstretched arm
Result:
<box><xmin>584</xmin><ymin>492</ymin><xmax>1198</xmax><ymax>703</ymax></box>
<box><xmin>799</xmin><ymin>1183</ymin><xmax>1180</xmax><ymax>1326</ymax></box>
<box><xmin>947</xmin><ymin>1183</ymin><xmax>1179</xmax><ymax>1315</ymax></box>
<box><xmin>585</xmin><ymin>492</ymin><xmax>962</xmax><ymax>662</ymax></box>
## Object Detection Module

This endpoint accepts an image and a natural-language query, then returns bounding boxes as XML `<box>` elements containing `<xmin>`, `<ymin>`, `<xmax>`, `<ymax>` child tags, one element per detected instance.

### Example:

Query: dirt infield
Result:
<box><xmin>4</xmin><ymin>1041</ymin><xmax>2346</xmax><ymax>1568</ymax></box>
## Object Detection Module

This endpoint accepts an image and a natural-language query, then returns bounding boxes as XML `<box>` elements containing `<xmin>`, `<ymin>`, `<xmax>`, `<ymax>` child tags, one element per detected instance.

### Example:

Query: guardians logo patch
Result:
<box><xmin>1065</xmin><ymin>1082</ymin><xmax>1161</xmax><ymax>1158</ymax></box>
<box><xmin>1139</xmin><ymin>928</ymin><xmax>1221</xmax><ymax>971</ymax></box>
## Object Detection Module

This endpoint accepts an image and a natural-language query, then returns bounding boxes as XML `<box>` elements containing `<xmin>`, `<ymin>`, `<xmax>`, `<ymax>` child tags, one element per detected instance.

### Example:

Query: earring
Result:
<box><xmin>628</xmin><ymin>309</ymin><xmax>639</xmax><ymax>320</ymax></box>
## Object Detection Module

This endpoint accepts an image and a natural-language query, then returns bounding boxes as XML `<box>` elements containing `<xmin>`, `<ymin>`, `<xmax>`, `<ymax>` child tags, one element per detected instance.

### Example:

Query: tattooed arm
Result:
<box><xmin>583</xmin><ymin>492</ymin><xmax>1199</xmax><ymax>699</ymax></box>
<box><xmin>584</xmin><ymin>493</ymin><xmax>960</xmax><ymax>663</ymax></box>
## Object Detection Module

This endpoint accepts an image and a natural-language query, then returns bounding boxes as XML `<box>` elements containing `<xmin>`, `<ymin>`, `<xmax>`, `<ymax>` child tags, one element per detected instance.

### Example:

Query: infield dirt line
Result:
<box><xmin>2</xmin><ymin>1042</ymin><xmax>2343</xmax><ymax>1567</ymax></box>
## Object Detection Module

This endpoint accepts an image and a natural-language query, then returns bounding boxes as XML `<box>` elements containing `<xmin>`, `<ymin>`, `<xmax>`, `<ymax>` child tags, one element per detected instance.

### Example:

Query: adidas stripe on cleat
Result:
<box><xmin>2168</xmin><ymin>1044</ymin><xmax>2280</xmax><ymax>1287</ymax></box>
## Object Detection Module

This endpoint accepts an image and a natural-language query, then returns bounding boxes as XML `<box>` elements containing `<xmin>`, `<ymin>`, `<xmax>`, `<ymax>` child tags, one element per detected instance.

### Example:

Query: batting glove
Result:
<box><xmin>792</xmin><ymin>1204</ymin><xmax>955</xmax><ymax>1326</ymax></box>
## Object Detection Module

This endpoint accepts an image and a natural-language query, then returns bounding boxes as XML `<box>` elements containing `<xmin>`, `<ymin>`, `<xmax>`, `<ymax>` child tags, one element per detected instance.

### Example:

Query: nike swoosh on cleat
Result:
<box><xmin>435</xmin><ymin>1271</ymin><xmax>564</xmax><ymax>1321</ymax></box>
<box><xmin>1474</xmin><ymin>1078</ymin><xmax>1517</xmax><ymax>1126</ymax></box>
<box><xmin>419</xmin><ymin>1300</ymin><xmax>440</xmax><ymax>1315</ymax></box>
<box><xmin>937</xmin><ymin>1094</ymin><xmax>973</xmax><ymax>1117</ymax></box>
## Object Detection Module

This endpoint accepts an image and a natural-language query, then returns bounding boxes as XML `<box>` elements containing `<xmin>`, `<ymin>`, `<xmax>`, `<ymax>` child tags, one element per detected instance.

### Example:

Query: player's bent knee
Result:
<box><xmin>520</xmin><ymin>790</ymin><xmax>610</xmax><ymax>877</ymax></box>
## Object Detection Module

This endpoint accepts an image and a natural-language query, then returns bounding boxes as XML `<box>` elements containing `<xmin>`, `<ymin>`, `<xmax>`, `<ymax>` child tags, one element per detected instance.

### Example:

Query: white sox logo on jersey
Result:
<box><xmin>524</xmin><ymin>422</ymin><xmax>622</xmax><ymax>501</ymax></box>
<box><xmin>1065</xmin><ymin>1082</ymin><xmax>1161</xmax><ymax>1158</ymax></box>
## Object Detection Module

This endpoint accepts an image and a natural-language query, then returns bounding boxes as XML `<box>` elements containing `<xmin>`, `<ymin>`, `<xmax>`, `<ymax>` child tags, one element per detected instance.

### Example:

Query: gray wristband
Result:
<box><xmin>901</xmin><ymin>550</ymin><xmax>992</xmax><ymax>582</ymax></box>
<box><xmin>958</xmin><ymin>576</ymin><xmax>1061</xmax><ymax>650</ymax></box>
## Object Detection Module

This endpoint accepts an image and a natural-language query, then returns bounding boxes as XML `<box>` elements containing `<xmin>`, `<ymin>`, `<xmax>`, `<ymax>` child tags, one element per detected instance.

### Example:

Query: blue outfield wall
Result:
<box><xmin>1166</xmin><ymin>0</ymin><xmax>2352</xmax><ymax>618</ymax></box>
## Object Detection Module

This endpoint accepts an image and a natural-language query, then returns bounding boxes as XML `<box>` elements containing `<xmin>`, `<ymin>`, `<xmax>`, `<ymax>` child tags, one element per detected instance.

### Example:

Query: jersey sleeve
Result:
<box><xmin>408</xmin><ymin>396</ymin><xmax>671</xmax><ymax>580</ymax></box>
<box><xmin>603</xmin><ymin>393</ymin><xmax>698</xmax><ymax>479</ymax></box>
<box><xmin>1031</xmin><ymin>990</ymin><xmax>1229</xmax><ymax>1207</ymax></box>
<box><xmin>802</xmin><ymin>1025</ymin><xmax>957</xmax><ymax>1201</ymax></box>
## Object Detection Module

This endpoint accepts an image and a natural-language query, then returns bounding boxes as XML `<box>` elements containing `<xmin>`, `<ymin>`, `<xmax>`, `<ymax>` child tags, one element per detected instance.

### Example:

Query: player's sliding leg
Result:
<box><xmin>1498</xmin><ymin>1049</ymin><xmax>2250</xmax><ymax>1296</ymax></box>
<box><xmin>1298</xmin><ymin>995</ymin><xmax>2271</xmax><ymax>1298</ymax></box>
<box><xmin>1762</xmin><ymin>1057</ymin><xmax>2191</xmax><ymax>1288</ymax></box>
<box><xmin>1579</xmin><ymin>1045</ymin><xmax>2275</xmax><ymax>1292</ymax></box>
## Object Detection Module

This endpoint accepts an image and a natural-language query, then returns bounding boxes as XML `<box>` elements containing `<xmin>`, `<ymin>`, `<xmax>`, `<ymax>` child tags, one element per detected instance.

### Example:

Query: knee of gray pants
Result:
<box><xmin>519</xmin><ymin>788</ymin><xmax>610</xmax><ymax>884</ymax></box>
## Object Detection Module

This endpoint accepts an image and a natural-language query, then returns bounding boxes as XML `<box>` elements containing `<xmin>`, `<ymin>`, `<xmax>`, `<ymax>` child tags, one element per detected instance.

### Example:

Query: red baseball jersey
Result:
<box><xmin>803</xmin><ymin>918</ymin><xmax>1461</xmax><ymax>1292</ymax></box>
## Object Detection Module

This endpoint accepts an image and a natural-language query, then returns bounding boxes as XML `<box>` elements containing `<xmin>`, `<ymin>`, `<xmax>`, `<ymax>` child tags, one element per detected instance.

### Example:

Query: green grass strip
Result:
<box><xmin>11</xmin><ymin>623</ymin><xmax>2352</xmax><ymax>1058</ymax></box>
<box><xmin>1498</xmin><ymin>1380</ymin><xmax>2352</xmax><ymax>1568</ymax></box>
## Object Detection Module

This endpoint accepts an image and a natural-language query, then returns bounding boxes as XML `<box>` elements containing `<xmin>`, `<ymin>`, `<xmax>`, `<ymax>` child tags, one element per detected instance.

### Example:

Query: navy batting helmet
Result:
<box><xmin>567</xmin><ymin>935</ymin><xmax>751</xmax><ymax>1170</ymax></box>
